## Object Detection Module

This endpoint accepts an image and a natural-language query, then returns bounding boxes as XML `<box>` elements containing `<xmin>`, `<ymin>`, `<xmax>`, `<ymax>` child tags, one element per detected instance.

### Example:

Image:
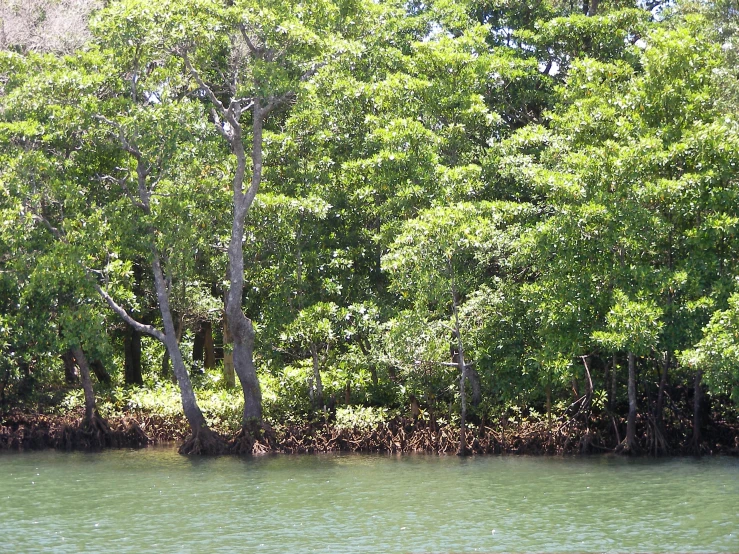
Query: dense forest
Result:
<box><xmin>1</xmin><ymin>0</ymin><xmax>738</xmax><ymax>455</ymax></box>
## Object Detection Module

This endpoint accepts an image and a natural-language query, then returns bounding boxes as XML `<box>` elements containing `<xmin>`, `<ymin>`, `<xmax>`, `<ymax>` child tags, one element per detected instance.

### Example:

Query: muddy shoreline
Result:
<box><xmin>2</xmin><ymin>410</ymin><xmax>738</xmax><ymax>456</ymax></box>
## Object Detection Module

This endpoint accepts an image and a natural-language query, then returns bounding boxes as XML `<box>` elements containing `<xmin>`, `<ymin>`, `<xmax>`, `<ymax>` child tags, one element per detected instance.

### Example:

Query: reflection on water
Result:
<box><xmin>0</xmin><ymin>448</ymin><xmax>737</xmax><ymax>553</ymax></box>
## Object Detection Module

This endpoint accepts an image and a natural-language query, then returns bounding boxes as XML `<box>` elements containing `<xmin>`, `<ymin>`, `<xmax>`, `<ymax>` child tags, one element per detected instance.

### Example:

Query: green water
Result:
<box><xmin>0</xmin><ymin>449</ymin><xmax>737</xmax><ymax>553</ymax></box>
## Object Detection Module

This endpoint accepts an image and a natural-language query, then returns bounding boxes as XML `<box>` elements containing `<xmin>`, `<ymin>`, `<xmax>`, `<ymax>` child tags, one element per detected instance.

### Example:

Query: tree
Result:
<box><xmin>500</xmin><ymin>20</ymin><xmax>739</xmax><ymax>452</ymax></box>
<box><xmin>383</xmin><ymin>201</ymin><xmax>528</xmax><ymax>453</ymax></box>
<box><xmin>166</xmin><ymin>0</ymin><xmax>353</xmax><ymax>442</ymax></box>
<box><xmin>0</xmin><ymin>33</ymin><xmax>229</xmax><ymax>452</ymax></box>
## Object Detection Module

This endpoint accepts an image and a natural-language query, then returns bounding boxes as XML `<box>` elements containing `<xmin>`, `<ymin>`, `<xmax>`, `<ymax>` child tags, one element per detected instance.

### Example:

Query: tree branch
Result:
<box><xmin>30</xmin><ymin>204</ymin><xmax>165</xmax><ymax>342</ymax></box>
<box><xmin>97</xmin><ymin>173</ymin><xmax>146</xmax><ymax>211</ymax></box>
<box><xmin>94</xmin><ymin>115</ymin><xmax>142</xmax><ymax>159</ymax></box>
<box><xmin>238</xmin><ymin>23</ymin><xmax>259</xmax><ymax>55</ymax></box>
<box><xmin>182</xmin><ymin>50</ymin><xmax>236</xmax><ymax>128</ymax></box>
<box><xmin>93</xmin><ymin>282</ymin><xmax>165</xmax><ymax>341</ymax></box>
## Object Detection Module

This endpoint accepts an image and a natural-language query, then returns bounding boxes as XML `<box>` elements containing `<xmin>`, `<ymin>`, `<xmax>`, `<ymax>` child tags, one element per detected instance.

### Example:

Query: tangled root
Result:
<box><xmin>80</xmin><ymin>414</ymin><xmax>113</xmax><ymax>449</ymax></box>
<box><xmin>121</xmin><ymin>419</ymin><xmax>150</xmax><ymax>448</ymax></box>
<box><xmin>178</xmin><ymin>427</ymin><xmax>228</xmax><ymax>455</ymax></box>
<box><xmin>229</xmin><ymin>421</ymin><xmax>278</xmax><ymax>455</ymax></box>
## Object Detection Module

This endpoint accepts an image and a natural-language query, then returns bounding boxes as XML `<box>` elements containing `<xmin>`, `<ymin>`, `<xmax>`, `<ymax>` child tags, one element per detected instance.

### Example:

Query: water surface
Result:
<box><xmin>0</xmin><ymin>448</ymin><xmax>737</xmax><ymax>553</ymax></box>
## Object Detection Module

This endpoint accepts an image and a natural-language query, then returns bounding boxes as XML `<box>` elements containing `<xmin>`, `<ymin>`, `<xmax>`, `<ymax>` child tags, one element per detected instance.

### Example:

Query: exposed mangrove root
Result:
<box><xmin>178</xmin><ymin>427</ymin><xmax>228</xmax><ymax>455</ymax></box>
<box><xmin>2</xmin><ymin>409</ymin><xmax>737</xmax><ymax>456</ymax></box>
<box><xmin>0</xmin><ymin>410</ymin><xmax>150</xmax><ymax>451</ymax></box>
<box><xmin>78</xmin><ymin>413</ymin><xmax>114</xmax><ymax>450</ymax></box>
<box><xmin>229</xmin><ymin>421</ymin><xmax>278</xmax><ymax>455</ymax></box>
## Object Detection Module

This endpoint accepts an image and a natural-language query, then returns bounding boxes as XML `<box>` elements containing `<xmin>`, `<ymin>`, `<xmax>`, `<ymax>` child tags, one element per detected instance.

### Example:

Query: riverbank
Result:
<box><xmin>2</xmin><ymin>409</ymin><xmax>738</xmax><ymax>456</ymax></box>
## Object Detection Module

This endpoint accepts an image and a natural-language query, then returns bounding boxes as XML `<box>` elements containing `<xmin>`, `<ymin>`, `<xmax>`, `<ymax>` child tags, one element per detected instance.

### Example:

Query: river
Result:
<box><xmin>0</xmin><ymin>448</ymin><xmax>737</xmax><ymax>553</ymax></box>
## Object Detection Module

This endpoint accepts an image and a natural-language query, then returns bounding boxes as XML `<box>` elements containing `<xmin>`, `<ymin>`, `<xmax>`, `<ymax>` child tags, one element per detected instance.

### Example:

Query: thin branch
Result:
<box><xmin>30</xmin><ymin>206</ymin><xmax>165</xmax><ymax>342</ymax></box>
<box><xmin>238</xmin><ymin>23</ymin><xmax>259</xmax><ymax>54</ymax></box>
<box><xmin>182</xmin><ymin>50</ymin><xmax>235</xmax><ymax>127</ymax></box>
<box><xmin>93</xmin><ymin>282</ymin><xmax>165</xmax><ymax>341</ymax></box>
<box><xmin>94</xmin><ymin>115</ymin><xmax>142</xmax><ymax>159</ymax></box>
<box><xmin>300</xmin><ymin>62</ymin><xmax>326</xmax><ymax>82</ymax></box>
<box><xmin>210</xmin><ymin>107</ymin><xmax>233</xmax><ymax>143</ymax></box>
<box><xmin>414</xmin><ymin>360</ymin><xmax>476</xmax><ymax>368</ymax></box>
<box><xmin>97</xmin><ymin>174</ymin><xmax>146</xmax><ymax>211</ymax></box>
<box><xmin>30</xmin><ymin>212</ymin><xmax>61</xmax><ymax>240</ymax></box>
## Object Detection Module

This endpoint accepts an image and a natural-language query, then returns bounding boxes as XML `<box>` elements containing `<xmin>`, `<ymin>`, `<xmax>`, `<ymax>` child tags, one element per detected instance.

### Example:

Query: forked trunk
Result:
<box><xmin>223</xmin><ymin>102</ymin><xmax>266</xmax><ymax>427</ymax></box>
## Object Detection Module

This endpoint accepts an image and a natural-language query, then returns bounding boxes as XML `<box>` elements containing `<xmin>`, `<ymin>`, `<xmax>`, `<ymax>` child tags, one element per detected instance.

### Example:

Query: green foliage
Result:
<box><xmin>681</xmin><ymin>292</ymin><xmax>739</xmax><ymax>403</ymax></box>
<box><xmin>2</xmin><ymin>0</ymin><xmax>739</xmax><ymax>436</ymax></box>
<box><xmin>334</xmin><ymin>405</ymin><xmax>393</xmax><ymax>429</ymax></box>
<box><xmin>592</xmin><ymin>290</ymin><xmax>664</xmax><ymax>354</ymax></box>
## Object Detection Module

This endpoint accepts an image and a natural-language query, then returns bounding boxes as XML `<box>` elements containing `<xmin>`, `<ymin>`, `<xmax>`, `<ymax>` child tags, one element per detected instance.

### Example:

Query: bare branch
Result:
<box><xmin>238</xmin><ymin>23</ymin><xmax>259</xmax><ymax>55</ymax></box>
<box><xmin>182</xmin><ymin>51</ymin><xmax>232</xmax><ymax>122</ymax></box>
<box><xmin>93</xmin><ymin>282</ymin><xmax>165</xmax><ymax>341</ymax></box>
<box><xmin>94</xmin><ymin>115</ymin><xmax>142</xmax><ymax>159</ymax></box>
<box><xmin>97</xmin><ymin>173</ymin><xmax>147</xmax><ymax>211</ymax></box>
<box><xmin>300</xmin><ymin>62</ymin><xmax>326</xmax><ymax>82</ymax></box>
<box><xmin>182</xmin><ymin>49</ymin><xmax>247</xmax><ymax>150</ymax></box>
<box><xmin>263</xmin><ymin>92</ymin><xmax>295</xmax><ymax>116</ymax></box>
<box><xmin>210</xmin><ymin>107</ymin><xmax>232</xmax><ymax>142</ymax></box>
<box><xmin>31</xmin><ymin>212</ymin><xmax>62</xmax><ymax>240</ymax></box>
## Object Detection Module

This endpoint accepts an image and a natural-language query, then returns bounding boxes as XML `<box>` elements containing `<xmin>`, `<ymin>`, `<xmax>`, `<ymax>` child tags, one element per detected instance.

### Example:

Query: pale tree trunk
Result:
<box><xmin>151</xmin><ymin>250</ymin><xmax>208</xmax><ymax>434</ymax></box>
<box><xmin>626</xmin><ymin>351</ymin><xmax>638</xmax><ymax>453</ymax></box>
<box><xmin>222</xmin><ymin>308</ymin><xmax>236</xmax><ymax>388</ymax></box>
<box><xmin>185</xmin><ymin>54</ymin><xmax>268</xmax><ymax>428</ymax></box>
<box><xmin>223</xmin><ymin>102</ymin><xmax>266</xmax><ymax>426</ymax></box>
<box><xmin>71</xmin><ymin>346</ymin><xmax>96</xmax><ymax>421</ymax></box>
<box><xmin>183</xmin><ymin>45</ymin><xmax>314</xmax><ymax>433</ymax></box>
